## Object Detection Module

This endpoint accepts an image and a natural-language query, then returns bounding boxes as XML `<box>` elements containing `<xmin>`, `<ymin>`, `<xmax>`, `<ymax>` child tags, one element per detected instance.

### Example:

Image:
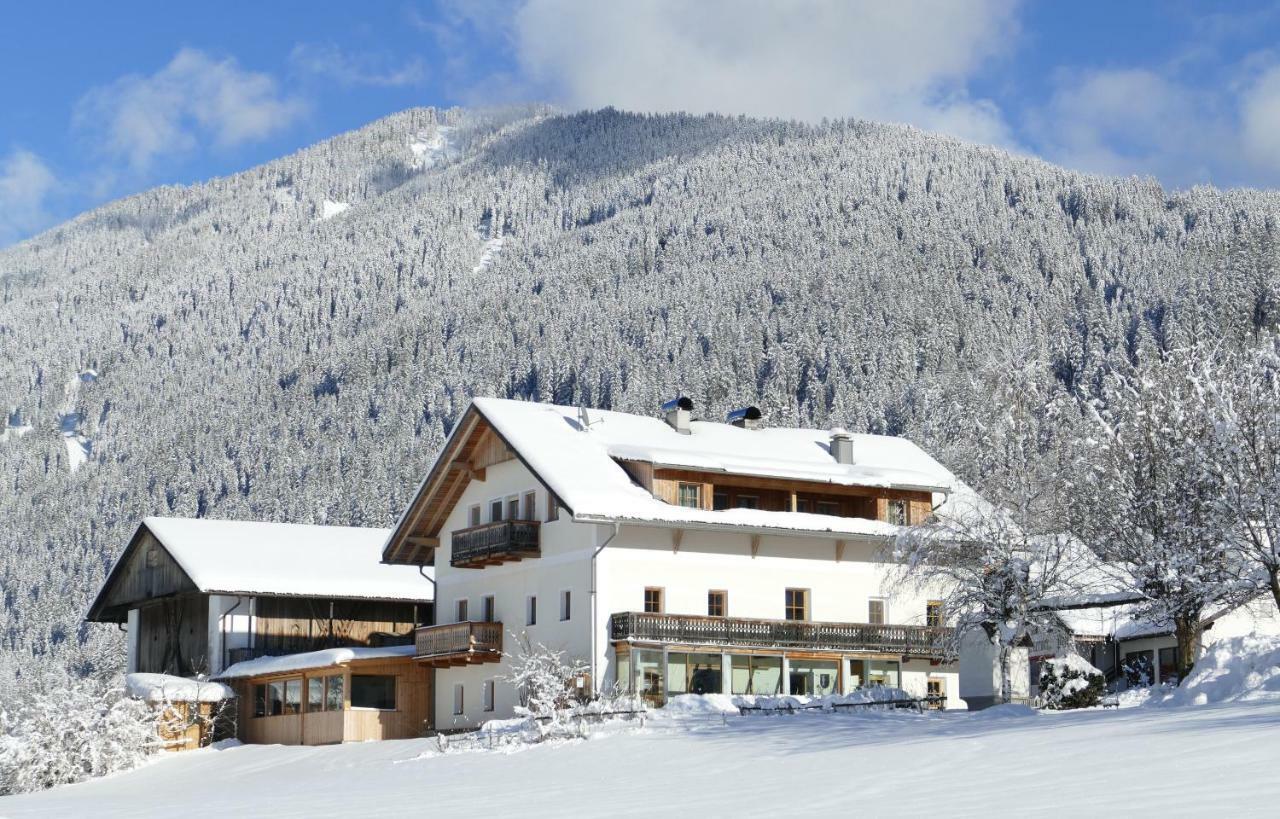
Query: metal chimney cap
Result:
<box><xmin>661</xmin><ymin>396</ymin><xmax>694</xmax><ymax>413</ymax></box>
<box><xmin>725</xmin><ymin>406</ymin><xmax>762</xmax><ymax>424</ymax></box>
<box><xmin>830</xmin><ymin>427</ymin><xmax>852</xmax><ymax>438</ymax></box>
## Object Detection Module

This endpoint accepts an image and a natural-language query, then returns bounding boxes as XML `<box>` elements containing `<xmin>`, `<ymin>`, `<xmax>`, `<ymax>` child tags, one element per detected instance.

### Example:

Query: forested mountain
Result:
<box><xmin>1</xmin><ymin>105</ymin><xmax>1277</xmax><ymax>692</ymax></box>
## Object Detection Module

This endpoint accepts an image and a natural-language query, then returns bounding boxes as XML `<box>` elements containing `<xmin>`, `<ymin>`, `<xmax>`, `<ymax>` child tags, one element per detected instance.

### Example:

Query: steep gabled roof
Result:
<box><xmin>88</xmin><ymin>517</ymin><xmax>433</xmax><ymax>622</ymax></box>
<box><xmin>383</xmin><ymin>397</ymin><xmax>960</xmax><ymax>564</ymax></box>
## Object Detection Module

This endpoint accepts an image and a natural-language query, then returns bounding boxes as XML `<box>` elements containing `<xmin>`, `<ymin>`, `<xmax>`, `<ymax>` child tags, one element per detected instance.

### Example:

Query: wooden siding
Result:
<box><xmin>137</xmin><ymin>593</ymin><xmax>210</xmax><ymax>675</ymax></box>
<box><xmin>252</xmin><ymin>597</ymin><xmax>418</xmax><ymax>656</ymax></box>
<box><xmin>92</xmin><ymin>529</ymin><xmax>199</xmax><ymax>621</ymax></box>
<box><xmin>232</xmin><ymin>657</ymin><xmax>431</xmax><ymax>745</ymax></box>
<box><xmin>652</xmin><ymin>468</ymin><xmax>931</xmax><ymax>522</ymax></box>
<box><xmin>473</xmin><ymin>427</ymin><xmax>515</xmax><ymax>470</ymax></box>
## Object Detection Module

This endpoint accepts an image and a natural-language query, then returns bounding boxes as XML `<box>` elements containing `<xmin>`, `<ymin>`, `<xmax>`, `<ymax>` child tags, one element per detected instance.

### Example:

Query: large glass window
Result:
<box><xmin>867</xmin><ymin>660</ymin><xmax>900</xmax><ymax>688</ymax></box>
<box><xmin>253</xmin><ymin>684</ymin><xmax>268</xmax><ymax>717</ymax></box>
<box><xmin>789</xmin><ymin>659</ymin><xmax>839</xmax><ymax>696</ymax></box>
<box><xmin>325</xmin><ymin>674</ymin><xmax>344</xmax><ymax>711</ymax></box>
<box><xmin>283</xmin><ymin>678</ymin><xmax>302</xmax><ymax>715</ymax></box>
<box><xmin>677</xmin><ymin>482</ymin><xmax>702</xmax><ymax>509</ymax></box>
<box><xmin>307</xmin><ymin>677</ymin><xmax>324</xmax><ymax>712</ymax></box>
<box><xmin>635</xmin><ymin>649</ymin><xmax>665</xmax><ymax>707</ymax></box>
<box><xmin>350</xmin><ymin>675</ymin><xmax>396</xmax><ymax>710</ymax></box>
<box><xmin>730</xmin><ymin>655</ymin><xmax>783</xmax><ymax>695</ymax></box>
<box><xmin>266</xmin><ymin>681</ymin><xmax>284</xmax><ymax>716</ymax></box>
<box><xmin>785</xmin><ymin>588</ymin><xmax>809</xmax><ymax>621</ymax></box>
<box><xmin>664</xmin><ymin>653</ymin><xmax>727</xmax><ymax>696</ymax></box>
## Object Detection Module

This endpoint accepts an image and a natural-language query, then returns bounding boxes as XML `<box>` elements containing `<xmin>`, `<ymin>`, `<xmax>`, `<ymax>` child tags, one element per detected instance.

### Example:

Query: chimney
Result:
<box><xmin>726</xmin><ymin>406</ymin><xmax>763</xmax><ymax>430</ymax></box>
<box><xmin>661</xmin><ymin>396</ymin><xmax>694</xmax><ymax>435</ymax></box>
<box><xmin>830</xmin><ymin>427</ymin><xmax>854</xmax><ymax>464</ymax></box>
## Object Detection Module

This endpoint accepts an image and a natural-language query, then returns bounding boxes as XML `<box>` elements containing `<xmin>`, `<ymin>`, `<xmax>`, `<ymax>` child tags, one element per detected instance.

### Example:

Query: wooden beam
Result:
<box><xmin>672</xmin><ymin>529</ymin><xmax>684</xmax><ymax>554</ymax></box>
<box><xmin>835</xmin><ymin>539</ymin><xmax>846</xmax><ymax>563</ymax></box>
<box><xmin>407</xmin><ymin>536</ymin><xmax>440</xmax><ymax>549</ymax></box>
<box><xmin>789</xmin><ymin>491</ymin><xmax>797</xmax><ymax>512</ymax></box>
<box><xmin>750</xmin><ymin>534</ymin><xmax>761</xmax><ymax>559</ymax></box>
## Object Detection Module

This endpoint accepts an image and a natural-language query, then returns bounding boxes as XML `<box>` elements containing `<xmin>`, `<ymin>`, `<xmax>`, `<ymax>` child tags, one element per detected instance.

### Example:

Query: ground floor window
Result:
<box><xmin>667</xmin><ymin>652</ymin><xmax>723</xmax><ymax>696</ymax></box>
<box><xmin>849</xmin><ymin>659</ymin><xmax>899</xmax><ymax>689</ymax></box>
<box><xmin>789</xmin><ymin>659</ymin><xmax>839</xmax><ymax>696</ymax></box>
<box><xmin>253</xmin><ymin>677</ymin><xmax>303</xmax><ymax>717</ymax></box>
<box><xmin>483</xmin><ymin>680</ymin><xmax>496</xmax><ymax>712</ymax></box>
<box><xmin>635</xmin><ymin>650</ymin><xmax>665</xmax><ymax>707</ymax></box>
<box><xmin>306</xmin><ymin>673</ymin><xmax>343</xmax><ymax>712</ymax></box>
<box><xmin>730</xmin><ymin>655</ymin><xmax>783</xmax><ymax>696</ymax></box>
<box><xmin>350</xmin><ymin>675</ymin><xmax>396</xmax><ymax>710</ymax></box>
<box><xmin>453</xmin><ymin>683</ymin><xmax>464</xmax><ymax>715</ymax></box>
<box><xmin>1157</xmin><ymin>647</ymin><xmax>1178</xmax><ymax>683</ymax></box>
<box><xmin>925</xmin><ymin>677</ymin><xmax>946</xmax><ymax>709</ymax></box>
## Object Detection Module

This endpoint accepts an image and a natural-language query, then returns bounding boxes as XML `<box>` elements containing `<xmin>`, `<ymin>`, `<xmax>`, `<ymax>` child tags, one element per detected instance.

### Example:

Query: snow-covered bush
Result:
<box><xmin>1039</xmin><ymin>655</ymin><xmax>1105</xmax><ymax>710</ymax></box>
<box><xmin>0</xmin><ymin>673</ymin><xmax>160</xmax><ymax>794</ymax></box>
<box><xmin>503</xmin><ymin>633</ymin><xmax>590</xmax><ymax>725</ymax></box>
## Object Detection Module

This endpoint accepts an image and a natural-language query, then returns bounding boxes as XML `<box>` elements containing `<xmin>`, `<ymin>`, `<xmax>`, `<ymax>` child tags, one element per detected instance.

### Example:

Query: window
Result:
<box><xmin>307</xmin><ymin>677</ymin><xmax>324</xmax><ymax>712</ymax></box>
<box><xmin>560</xmin><ymin>590</ymin><xmax>572</xmax><ymax>621</ymax></box>
<box><xmin>815</xmin><ymin>500</ymin><xmax>839</xmax><ymax>516</ymax></box>
<box><xmin>796</xmin><ymin>498</ymin><xmax>811</xmax><ymax>514</ymax></box>
<box><xmin>456</xmin><ymin>599</ymin><xmax>469</xmax><ymax>622</ymax></box>
<box><xmin>490</xmin><ymin>500</ymin><xmax>503</xmax><ymax>522</ymax></box>
<box><xmin>265</xmin><ymin>681</ymin><xmax>284</xmax><ymax>716</ymax></box>
<box><xmin>708</xmin><ymin>590</ymin><xmax>727</xmax><ymax>617</ymax></box>
<box><xmin>1158</xmin><ymin>647</ymin><xmax>1178</xmax><ymax>683</ymax></box>
<box><xmin>483</xmin><ymin>680</ymin><xmax>496</xmax><ymax>712</ymax></box>
<box><xmin>325</xmin><ymin>674</ymin><xmax>344</xmax><ymax>711</ymax></box>
<box><xmin>253</xmin><ymin>684</ymin><xmax>267</xmax><ymax>717</ymax></box>
<box><xmin>712</xmin><ymin>491</ymin><xmax>730</xmax><ymax>511</ymax></box>
<box><xmin>868</xmin><ymin>599</ymin><xmax>885</xmax><ymax>625</ymax></box>
<box><xmin>677</xmin><ymin>482</ymin><xmax>702</xmax><ymax>509</ymax></box>
<box><xmin>482</xmin><ymin>595</ymin><xmax>496</xmax><ymax>623</ymax></box>
<box><xmin>350</xmin><ymin>675</ymin><xmax>396</xmax><ymax>710</ymax></box>
<box><xmin>736</xmin><ymin>495</ymin><xmax>759</xmax><ymax>509</ymax></box>
<box><xmin>523</xmin><ymin>491</ymin><xmax>537</xmax><ymax>520</ymax></box>
<box><xmin>527</xmin><ymin>595</ymin><xmax>537</xmax><ymax>626</ymax></box>
<box><xmin>785</xmin><ymin>588</ymin><xmax>809</xmax><ymax>621</ymax></box>
<box><xmin>926</xmin><ymin>678</ymin><xmax>946</xmax><ymax>709</ymax></box>
<box><xmin>546</xmin><ymin>492</ymin><xmax>559</xmax><ymax>521</ymax></box>
<box><xmin>887</xmin><ymin>499</ymin><xmax>909</xmax><ymax>526</ymax></box>
<box><xmin>926</xmin><ymin>600</ymin><xmax>944</xmax><ymax>627</ymax></box>
<box><xmin>469</xmin><ymin>504</ymin><xmax>481</xmax><ymax>527</ymax></box>
<box><xmin>644</xmin><ymin>587</ymin><xmax>664</xmax><ymax>614</ymax></box>
<box><xmin>452</xmin><ymin>683</ymin><xmax>464</xmax><ymax>715</ymax></box>
<box><xmin>507</xmin><ymin>497</ymin><xmax>520</xmax><ymax>520</ymax></box>
<box><xmin>283</xmin><ymin>678</ymin><xmax>302</xmax><ymax>715</ymax></box>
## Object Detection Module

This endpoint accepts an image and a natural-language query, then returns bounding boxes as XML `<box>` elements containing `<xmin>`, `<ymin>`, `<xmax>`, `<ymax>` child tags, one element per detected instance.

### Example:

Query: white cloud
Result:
<box><xmin>290</xmin><ymin>43</ymin><xmax>427</xmax><ymax>87</ymax></box>
<box><xmin>1241</xmin><ymin>65</ymin><xmax>1280</xmax><ymax>176</ymax></box>
<box><xmin>498</xmin><ymin>0</ymin><xmax>1021</xmax><ymax>146</ymax></box>
<box><xmin>74</xmin><ymin>48</ymin><xmax>307</xmax><ymax>173</ymax></box>
<box><xmin>0</xmin><ymin>149</ymin><xmax>57</xmax><ymax>247</ymax></box>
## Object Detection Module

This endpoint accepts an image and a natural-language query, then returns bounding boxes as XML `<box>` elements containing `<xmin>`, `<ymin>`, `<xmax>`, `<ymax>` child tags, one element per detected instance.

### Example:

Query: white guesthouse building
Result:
<box><xmin>383</xmin><ymin>397</ymin><xmax>973</xmax><ymax>730</ymax></box>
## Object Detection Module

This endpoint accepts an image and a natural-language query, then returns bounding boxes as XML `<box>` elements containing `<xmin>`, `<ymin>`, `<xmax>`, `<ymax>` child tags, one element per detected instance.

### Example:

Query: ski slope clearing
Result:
<box><xmin>6</xmin><ymin>699</ymin><xmax>1279</xmax><ymax>817</ymax></box>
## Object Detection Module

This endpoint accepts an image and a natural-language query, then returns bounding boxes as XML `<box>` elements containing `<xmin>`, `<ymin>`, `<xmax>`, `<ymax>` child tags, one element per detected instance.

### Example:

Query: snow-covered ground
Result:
<box><xmin>6</xmin><ymin>697</ymin><xmax>1279</xmax><ymax>817</ymax></box>
<box><xmin>319</xmin><ymin>199</ymin><xmax>350</xmax><ymax>220</ymax></box>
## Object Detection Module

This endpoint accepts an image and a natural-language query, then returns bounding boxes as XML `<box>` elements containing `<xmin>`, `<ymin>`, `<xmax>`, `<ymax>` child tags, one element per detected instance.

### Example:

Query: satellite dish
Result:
<box><xmin>578</xmin><ymin>406</ymin><xmax>591</xmax><ymax>429</ymax></box>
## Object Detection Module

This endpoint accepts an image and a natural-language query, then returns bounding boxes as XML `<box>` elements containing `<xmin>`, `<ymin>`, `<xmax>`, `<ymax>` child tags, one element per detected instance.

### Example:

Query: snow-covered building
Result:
<box><xmin>382</xmin><ymin>397</ymin><xmax>966</xmax><ymax>730</ymax></box>
<box><xmin>1039</xmin><ymin>596</ymin><xmax>1280</xmax><ymax>690</ymax></box>
<box><xmin>87</xmin><ymin>517</ymin><xmax>434</xmax><ymax>679</ymax></box>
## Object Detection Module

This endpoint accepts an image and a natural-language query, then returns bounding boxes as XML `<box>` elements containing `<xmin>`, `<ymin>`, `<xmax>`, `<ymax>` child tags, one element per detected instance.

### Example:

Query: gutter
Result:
<box><xmin>589</xmin><ymin>522</ymin><xmax>621</xmax><ymax>697</ymax></box>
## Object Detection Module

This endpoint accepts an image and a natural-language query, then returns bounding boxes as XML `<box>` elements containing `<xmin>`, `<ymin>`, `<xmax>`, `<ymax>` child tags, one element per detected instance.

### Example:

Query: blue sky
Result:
<box><xmin>3</xmin><ymin>1</ymin><xmax>1280</xmax><ymax>246</ymax></box>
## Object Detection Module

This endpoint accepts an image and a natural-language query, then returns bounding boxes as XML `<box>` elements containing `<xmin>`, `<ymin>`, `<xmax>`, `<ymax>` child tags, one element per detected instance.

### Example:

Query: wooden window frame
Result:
<box><xmin>481</xmin><ymin>594</ymin><xmax>496</xmax><ymax>623</ymax></box>
<box><xmin>546</xmin><ymin>491</ymin><xmax>560</xmax><ymax>522</ymax></box>
<box><xmin>785</xmin><ymin>588</ymin><xmax>810</xmax><ymax>622</ymax></box>
<box><xmin>643</xmin><ymin>587</ymin><xmax>664</xmax><ymax>614</ymax></box>
<box><xmin>707</xmin><ymin>590</ymin><xmax>727</xmax><ymax>618</ymax></box>
<box><xmin>506</xmin><ymin>496</ymin><xmax>520</xmax><ymax>521</ymax></box>
<box><xmin>522</xmin><ymin>490</ymin><xmax>537</xmax><ymax>521</ymax></box>
<box><xmin>868</xmin><ymin>598</ymin><xmax>886</xmax><ymax>625</ymax></box>
<box><xmin>926</xmin><ymin>600</ymin><xmax>944</xmax><ymax>627</ymax></box>
<box><xmin>677</xmin><ymin>482</ymin><xmax>702</xmax><ymax>509</ymax></box>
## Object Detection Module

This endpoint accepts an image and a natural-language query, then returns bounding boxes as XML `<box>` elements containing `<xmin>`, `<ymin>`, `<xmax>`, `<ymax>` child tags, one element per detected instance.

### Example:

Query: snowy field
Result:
<box><xmin>5</xmin><ymin>698</ymin><xmax>1280</xmax><ymax>818</ymax></box>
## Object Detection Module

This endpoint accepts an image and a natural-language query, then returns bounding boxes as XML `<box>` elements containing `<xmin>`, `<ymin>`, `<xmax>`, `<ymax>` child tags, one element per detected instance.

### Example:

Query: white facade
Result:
<box><xmin>431</xmin><ymin>456</ymin><xmax>962</xmax><ymax>731</ymax></box>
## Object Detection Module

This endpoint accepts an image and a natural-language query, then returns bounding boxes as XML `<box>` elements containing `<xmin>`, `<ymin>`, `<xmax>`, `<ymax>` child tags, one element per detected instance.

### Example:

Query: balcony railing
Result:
<box><xmin>414</xmin><ymin>621</ymin><xmax>504</xmax><ymax>666</ymax></box>
<box><xmin>450</xmin><ymin>520</ymin><xmax>541</xmax><ymax>568</ymax></box>
<box><xmin>610</xmin><ymin>612</ymin><xmax>954</xmax><ymax>661</ymax></box>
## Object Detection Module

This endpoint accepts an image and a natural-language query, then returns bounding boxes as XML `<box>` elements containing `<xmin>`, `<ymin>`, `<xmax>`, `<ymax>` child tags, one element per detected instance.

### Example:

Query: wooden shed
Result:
<box><xmin>216</xmin><ymin>646</ymin><xmax>432</xmax><ymax>745</ymax></box>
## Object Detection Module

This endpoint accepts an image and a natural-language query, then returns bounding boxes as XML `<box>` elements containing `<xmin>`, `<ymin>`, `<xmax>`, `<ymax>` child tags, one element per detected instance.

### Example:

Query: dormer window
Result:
<box><xmin>677</xmin><ymin>482</ymin><xmax>702</xmax><ymax>509</ymax></box>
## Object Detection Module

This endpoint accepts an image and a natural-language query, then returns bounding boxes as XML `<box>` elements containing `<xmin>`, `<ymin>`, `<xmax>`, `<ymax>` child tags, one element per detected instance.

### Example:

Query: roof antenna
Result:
<box><xmin>578</xmin><ymin>405</ymin><xmax>597</xmax><ymax>430</ymax></box>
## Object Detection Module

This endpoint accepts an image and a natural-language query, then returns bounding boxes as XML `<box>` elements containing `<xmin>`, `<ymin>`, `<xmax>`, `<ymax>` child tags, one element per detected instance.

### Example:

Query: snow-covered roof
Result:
<box><xmin>125</xmin><ymin>673</ymin><xmax>235</xmax><ymax>703</ymax></box>
<box><xmin>470</xmin><ymin>398</ymin><xmax>956</xmax><ymax>538</ymax></box>
<box><xmin>142</xmin><ymin>516</ymin><xmax>432</xmax><ymax>600</ymax></box>
<box><xmin>214</xmin><ymin>645</ymin><xmax>417</xmax><ymax>680</ymax></box>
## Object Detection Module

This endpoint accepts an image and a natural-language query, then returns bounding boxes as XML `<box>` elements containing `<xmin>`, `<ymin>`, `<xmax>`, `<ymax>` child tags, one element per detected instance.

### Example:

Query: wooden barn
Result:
<box><xmin>86</xmin><ymin>517</ymin><xmax>435</xmax><ymax>679</ymax></box>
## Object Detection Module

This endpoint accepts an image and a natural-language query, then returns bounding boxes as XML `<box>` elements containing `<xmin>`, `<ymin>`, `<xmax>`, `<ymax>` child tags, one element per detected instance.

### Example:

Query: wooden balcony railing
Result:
<box><xmin>610</xmin><ymin>612</ymin><xmax>954</xmax><ymax>661</ymax></box>
<box><xmin>414</xmin><ymin>621</ymin><xmax>504</xmax><ymax>667</ymax></box>
<box><xmin>450</xmin><ymin>520</ymin><xmax>540</xmax><ymax>568</ymax></box>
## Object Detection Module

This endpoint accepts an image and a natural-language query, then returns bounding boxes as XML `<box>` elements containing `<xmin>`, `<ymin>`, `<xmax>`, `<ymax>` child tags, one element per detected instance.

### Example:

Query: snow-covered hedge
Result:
<box><xmin>1038</xmin><ymin>655</ymin><xmax>1105</xmax><ymax>710</ymax></box>
<box><xmin>0</xmin><ymin>674</ymin><xmax>159</xmax><ymax>794</ymax></box>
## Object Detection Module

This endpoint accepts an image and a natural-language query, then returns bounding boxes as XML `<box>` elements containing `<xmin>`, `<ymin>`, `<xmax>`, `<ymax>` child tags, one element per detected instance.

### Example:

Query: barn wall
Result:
<box><xmin>136</xmin><ymin>593</ymin><xmax>211</xmax><ymax>676</ymax></box>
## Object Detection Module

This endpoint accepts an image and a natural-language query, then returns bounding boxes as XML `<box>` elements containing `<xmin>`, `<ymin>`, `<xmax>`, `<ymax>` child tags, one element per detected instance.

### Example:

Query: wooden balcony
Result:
<box><xmin>610</xmin><ymin>612</ymin><xmax>954</xmax><ymax>661</ymax></box>
<box><xmin>414</xmin><ymin>621</ymin><xmax>503</xmax><ymax>667</ymax></box>
<box><xmin>450</xmin><ymin>520</ymin><xmax>540</xmax><ymax>569</ymax></box>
